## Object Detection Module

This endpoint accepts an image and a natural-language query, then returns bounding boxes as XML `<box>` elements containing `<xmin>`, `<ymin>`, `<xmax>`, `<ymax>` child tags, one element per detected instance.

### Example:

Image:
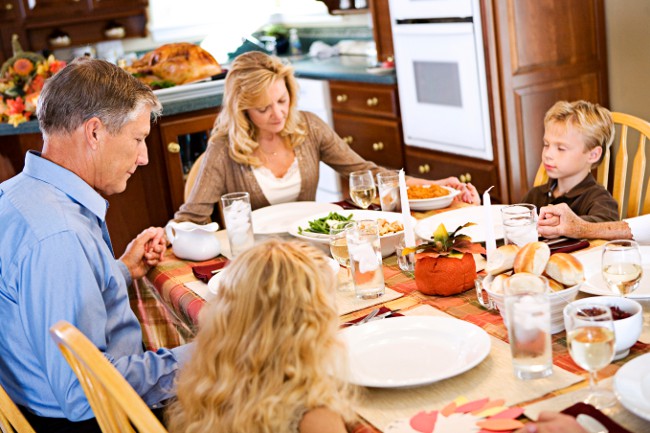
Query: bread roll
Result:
<box><xmin>485</xmin><ymin>244</ymin><xmax>520</xmax><ymax>275</ymax></box>
<box><xmin>513</xmin><ymin>241</ymin><xmax>550</xmax><ymax>275</ymax></box>
<box><xmin>544</xmin><ymin>253</ymin><xmax>584</xmax><ymax>286</ymax></box>
<box><xmin>547</xmin><ymin>277</ymin><xmax>565</xmax><ymax>292</ymax></box>
<box><xmin>490</xmin><ymin>274</ymin><xmax>509</xmax><ymax>294</ymax></box>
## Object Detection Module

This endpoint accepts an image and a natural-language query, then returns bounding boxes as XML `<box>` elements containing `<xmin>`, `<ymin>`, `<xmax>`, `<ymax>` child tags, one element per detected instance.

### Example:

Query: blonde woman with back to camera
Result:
<box><xmin>174</xmin><ymin>51</ymin><xmax>479</xmax><ymax>223</ymax></box>
<box><xmin>166</xmin><ymin>238</ymin><xmax>356</xmax><ymax>433</ymax></box>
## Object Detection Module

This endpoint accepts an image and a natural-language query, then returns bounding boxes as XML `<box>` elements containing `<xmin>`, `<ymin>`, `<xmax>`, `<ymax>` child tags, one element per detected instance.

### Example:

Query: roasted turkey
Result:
<box><xmin>125</xmin><ymin>43</ymin><xmax>222</xmax><ymax>87</ymax></box>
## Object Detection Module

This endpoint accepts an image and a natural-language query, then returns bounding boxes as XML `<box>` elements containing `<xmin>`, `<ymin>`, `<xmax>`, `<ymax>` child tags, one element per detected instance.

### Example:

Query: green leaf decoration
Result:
<box><xmin>401</xmin><ymin>222</ymin><xmax>485</xmax><ymax>257</ymax></box>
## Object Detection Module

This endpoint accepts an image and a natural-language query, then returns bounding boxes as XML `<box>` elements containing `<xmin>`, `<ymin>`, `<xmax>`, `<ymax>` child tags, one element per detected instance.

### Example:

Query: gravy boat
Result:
<box><xmin>165</xmin><ymin>221</ymin><xmax>221</xmax><ymax>261</ymax></box>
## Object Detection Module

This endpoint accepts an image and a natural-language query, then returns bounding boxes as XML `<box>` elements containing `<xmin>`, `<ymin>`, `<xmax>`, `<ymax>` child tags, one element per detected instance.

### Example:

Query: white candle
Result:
<box><xmin>483</xmin><ymin>186</ymin><xmax>497</xmax><ymax>259</ymax></box>
<box><xmin>398</xmin><ymin>169</ymin><xmax>416</xmax><ymax>247</ymax></box>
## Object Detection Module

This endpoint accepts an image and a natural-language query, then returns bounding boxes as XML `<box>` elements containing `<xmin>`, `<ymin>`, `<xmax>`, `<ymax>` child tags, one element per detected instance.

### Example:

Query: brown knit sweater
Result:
<box><xmin>174</xmin><ymin>111</ymin><xmax>389</xmax><ymax>223</ymax></box>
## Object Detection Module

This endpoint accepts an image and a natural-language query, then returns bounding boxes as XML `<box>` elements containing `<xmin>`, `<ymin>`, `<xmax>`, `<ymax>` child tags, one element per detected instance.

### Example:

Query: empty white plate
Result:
<box><xmin>340</xmin><ymin>316</ymin><xmax>490</xmax><ymax>388</ymax></box>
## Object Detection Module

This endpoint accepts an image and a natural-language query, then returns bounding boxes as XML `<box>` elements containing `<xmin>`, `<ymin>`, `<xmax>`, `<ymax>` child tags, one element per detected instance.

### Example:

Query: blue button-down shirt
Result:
<box><xmin>0</xmin><ymin>151</ymin><xmax>191</xmax><ymax>421</ymax></box>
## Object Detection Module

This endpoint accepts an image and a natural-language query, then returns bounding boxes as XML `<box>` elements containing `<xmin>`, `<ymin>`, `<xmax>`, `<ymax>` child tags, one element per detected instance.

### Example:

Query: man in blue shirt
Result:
<box><xmin>0</xmin><ymin>57</ymin><xmax>191</xmax><ymax>432</ymax></box>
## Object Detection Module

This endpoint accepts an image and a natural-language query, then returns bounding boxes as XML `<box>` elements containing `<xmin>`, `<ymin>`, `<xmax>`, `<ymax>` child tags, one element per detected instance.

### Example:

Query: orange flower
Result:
<box><xmin>26</xmin><ymin>74</ymin><xmax>45</xmax><ymax>93</ymax></box>
<box><xmin>13</xmin><ymin>58</ymin><xmax>34</xmax><ymax>76</ymax></box>
<box><xmin>6</xmin><ymin>97</ymin><xmax>25</xmax><ymax>115</ymax></box>
<box><xmin>49</xmin><ymin>59</ymin><xmax>66</xmax><ymax>74</ymax></box>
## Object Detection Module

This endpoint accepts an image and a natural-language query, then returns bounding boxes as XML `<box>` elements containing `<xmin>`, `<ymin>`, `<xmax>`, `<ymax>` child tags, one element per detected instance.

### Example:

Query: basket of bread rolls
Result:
<box><xmin>480</xmin><ymin>241</ymin><xmax>584</xmax><ymax>333</ymax></box>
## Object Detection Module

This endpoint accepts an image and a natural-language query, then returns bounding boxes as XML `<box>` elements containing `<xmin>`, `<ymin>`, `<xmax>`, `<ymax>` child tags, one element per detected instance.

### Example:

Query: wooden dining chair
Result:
<box><xmin>0</xmin><ymin>383</ymin><xmax>35</xmax><ymax>433</ymax></box>
<box><xmin>49</xmin><ymin>321</ymin><xmax>168</xmax><ymax>433</ymax></box>
<box><xmin>183</xmin><ymin>152</ymin><xmax>206</xmax><ymax>202</ymax></box>
<box><xmin>533</xmin><ymin>111</ymin><xmax>650</xmax><ymax>218</ymax></box>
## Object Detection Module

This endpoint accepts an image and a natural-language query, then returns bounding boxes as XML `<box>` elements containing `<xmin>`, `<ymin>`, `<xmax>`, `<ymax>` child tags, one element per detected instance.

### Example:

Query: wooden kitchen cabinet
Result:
<box><xmin>154</xmin><ymin>108</ymin><xmax>220</xmax><ymax>215</ymax></box>
<box><xmin>405</xmin><ymin>146</ymin><xmax>501</xmax><ymax>202</ymax></box>
<box><xmin>330</xmin><ymin>80</ymin><xmax>403</xmax><ymax>169</ymax></box>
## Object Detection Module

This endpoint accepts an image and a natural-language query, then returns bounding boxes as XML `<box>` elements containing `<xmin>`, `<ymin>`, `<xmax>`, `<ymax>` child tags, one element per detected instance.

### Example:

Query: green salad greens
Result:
<box><xmin>298</xmin><ymin>212</ymin><xmax>353</xmax><ymax>235</ymax></box>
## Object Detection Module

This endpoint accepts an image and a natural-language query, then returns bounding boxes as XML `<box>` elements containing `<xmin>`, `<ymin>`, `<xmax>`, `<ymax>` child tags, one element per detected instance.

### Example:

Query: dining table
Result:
<box><xmin>132</xmin><ymin>200</ymin><xmax>650</xmax><ymax>433</ymax></box>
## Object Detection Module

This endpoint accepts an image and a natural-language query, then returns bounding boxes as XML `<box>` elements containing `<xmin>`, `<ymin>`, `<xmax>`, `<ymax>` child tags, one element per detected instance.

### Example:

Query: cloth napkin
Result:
<box><xmin>334</xmin><ymin>200</ymin><xmax>381</xmax><ymax>211</ymax></box>
<box><xmin>192</xmin><ymin>261</ymin><xmax>229</xmax><ymax>283</ymax></box>
<box><xmin>561</xmin><ymin>402</ymin><xmax>633</xmax><ymax>433</ymax></box>
<box><xmin>344</xmin><ymin>306</ymin><xmax>403</xmax><ymax>326</ymax></box>
<box><xmin>549</xmin><ymin>239</ymin><xmax>590</xmax><ymax>255</ymax></box>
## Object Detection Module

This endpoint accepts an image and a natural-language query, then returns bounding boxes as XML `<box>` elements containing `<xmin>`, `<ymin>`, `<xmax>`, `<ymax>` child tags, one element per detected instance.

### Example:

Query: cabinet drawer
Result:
<box><xmin>330</xmin><ymin>81</ymin><xmax>398</xmax><ymax>118</ymax></box>
<box><xmin>405</xmin><ymin>146</ymin><xmax>501</xmax><ymax>202</ymax></box>
<box><xmin>333</xmin><ymin>112</ymin><xmax>403</xmax><ymax>169</ymax></box>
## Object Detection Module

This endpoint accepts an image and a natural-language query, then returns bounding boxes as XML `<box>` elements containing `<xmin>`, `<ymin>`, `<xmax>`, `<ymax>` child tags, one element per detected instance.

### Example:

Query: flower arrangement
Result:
<box><xmin>0</xmin><ymin>35</ymin><xmax>66</xmax><ymax>127</ymax></box>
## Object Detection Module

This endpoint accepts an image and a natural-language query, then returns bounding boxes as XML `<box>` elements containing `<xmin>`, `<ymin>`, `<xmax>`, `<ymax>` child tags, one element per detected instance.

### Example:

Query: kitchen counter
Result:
<box><xmin>0</xmin><ymin>55</ymin><xmax>395</xmax><ymax>137</ymax></box>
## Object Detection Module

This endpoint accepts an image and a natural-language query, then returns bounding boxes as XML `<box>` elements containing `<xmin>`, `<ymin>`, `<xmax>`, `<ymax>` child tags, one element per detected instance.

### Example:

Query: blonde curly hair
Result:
<box><xmin>212</xmin><ymin>51</ymin><xmax>307</xmax><ymax>166</ymax></box>
<box><xmin>166</xmin><ymin>239</ymin><xmax>356</xmax><ymax>433</ymax></box>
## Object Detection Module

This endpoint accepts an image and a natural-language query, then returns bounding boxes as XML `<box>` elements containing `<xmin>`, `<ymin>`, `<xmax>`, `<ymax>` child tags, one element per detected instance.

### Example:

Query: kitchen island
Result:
<box><xmin>0</xmin><ymin>55</ymin><xmax>396</xmax><ymax>254</ymax></box>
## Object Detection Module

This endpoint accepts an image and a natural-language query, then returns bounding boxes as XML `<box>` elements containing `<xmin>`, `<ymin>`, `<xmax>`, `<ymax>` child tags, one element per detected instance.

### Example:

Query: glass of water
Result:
<box><xmin>601</xmin><ymin>240</ymin><xmax>643</xmax><ymax>295</ymax></box>
<box><xmin>346</xmin><ymin>220</ymin><xmax>385</xmax><ymax>299</ymax></box>
<box><xmin>501</xmin><ymin>203</ymin><xmax>538</xmax><ymax>247</ymax></box>
<box><xmin>221</xmin><ymin>192</ymin><xmax>255</xmax><ymax>256</ymax></box>
<box><xmin>349</xmin><ymin>170</ymin><xmax>376</xmax><ymax>209</ymax></box>
<box><xmin>376</xmin><ymin>171</ymin><xmax>400</xmax><ymax>212</ymax></box>
<box><xmin>565</xmin><ymin>302</ymin><xmax>616</xmax><ymax>408</ymax></box>
<box><xmin>329</xmin><ymin>221</ymin><xmax>354</xmax><ymax>291</ymax></box>
<box><xmin>504</xmin><ymin>273</ymin><xmax>553</xmax><ymax>380</ymax></box>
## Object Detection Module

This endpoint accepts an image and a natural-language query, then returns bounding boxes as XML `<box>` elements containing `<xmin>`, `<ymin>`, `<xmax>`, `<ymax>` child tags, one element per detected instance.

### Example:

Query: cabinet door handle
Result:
<box><xmin>418</xmin><ymin>164</ymin><xmax>430</xmax><ymax>174</ymax></box>
<box><xmin>167</xmin><ymin>142</ymin><xmax>181</xmax><ymax>153</ymax></box>
<box><xmin>372</xmin><ymin>141</ymin><xmax>384</xmax><ymax>151</ymax></box>
<box><xmin>336</xmin><ymin>94</ymin><xmax>348</xmax><ymax>103</ymax></box>
<box><xmin>459</xmin><ymin>172</ymin><xmax>472</xmax><ymax>183</ymax></box>
<box><xmin>342</xmin><ymin>136</ymin><xmax>354</xmax><ymax>145</ymax></box>
<box><xmin>5</xmin><ymin>3</ymin><xmax>13</xmax><ymax>10</ymax></box>
<box><xmin>366</xmin><ymin>97</ymin><xmax>378</xmax><ymax>107</ymax></box>
<box><xmin>465</xmin><ymin>172</ymin><xmax>472</xmax><ymax>182</ymax></box>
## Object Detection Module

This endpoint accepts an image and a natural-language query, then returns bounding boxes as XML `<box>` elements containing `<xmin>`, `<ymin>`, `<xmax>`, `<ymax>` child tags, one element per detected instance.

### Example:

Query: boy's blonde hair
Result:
<box><xmin>166</xmin><ymin>238</ymin><xmax>356</xmax><ymax>433</ymax></box>
<box><xmin>212</xmin><ymin>51</ymin><xmax>307</xmax><ymax>166</ymax></box>
<box><xmin>544</xmin><ymin>100</ymin><xmax>614</xmax><ymax>167</ymax></box>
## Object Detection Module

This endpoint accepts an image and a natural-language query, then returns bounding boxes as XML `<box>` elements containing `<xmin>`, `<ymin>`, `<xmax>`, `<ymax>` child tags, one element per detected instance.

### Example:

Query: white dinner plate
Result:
<box><xmin>252</xmin><ymin>201</ymin><xmax>343</xmax><ymax>235</ymax></box>
<box><xmin>614</xmin><ymin>352</ymin><xmax>650</xmax><ymax>421</ymax></box>
<box><xmin>574</xmin><ymin>246</ymin><xmax>650</xmax><ymax>298</ymax></box>
<box><xmin>288</xmin><ymin>210</ymin><xmax>413</xmax><ymax>244</ymax></box>
<box><xmin>207</xmin><ymin>271</ymin><xmax>225</xmax><ymax>295</ymax></box>
<box><xmin>408</xmin><ymin>186</ymin><xmax>460</xmax><ymax>211</ymax></box>
<box><xmin>415</xmin><ymin>205</ymin><xmax>506</xmax><ymax>243</ymax></box>
<box><xmin>340</xmin><ymin>316</ymin><xmax>491</xmax><ymax>388</ymax></box>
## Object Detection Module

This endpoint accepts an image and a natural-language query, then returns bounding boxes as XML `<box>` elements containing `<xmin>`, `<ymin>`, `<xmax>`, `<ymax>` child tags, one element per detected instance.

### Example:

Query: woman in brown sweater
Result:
<box><xmin>174</xmin><ymin>51</ymin><xmax>479</xmax><ymax>223</ymax></box>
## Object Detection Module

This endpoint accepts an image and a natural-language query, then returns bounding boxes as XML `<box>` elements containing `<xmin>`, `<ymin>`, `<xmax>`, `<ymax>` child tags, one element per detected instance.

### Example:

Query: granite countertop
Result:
<box><xmin>0</xmin><ymin>55</ymin><xmax>395</xmax><ymax>136</ymax></box>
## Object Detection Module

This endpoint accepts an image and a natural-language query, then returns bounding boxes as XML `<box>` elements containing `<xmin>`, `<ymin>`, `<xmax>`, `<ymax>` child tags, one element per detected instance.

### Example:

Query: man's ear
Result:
<box><xmin>84</xmin><ymin>117</ymin><xmax>103</xmax><ymax>150</ymax></box>
<box><xmin>588</xmin><ymin>146</ymin><xmax>603</xmax><ymax>163</ymax></box>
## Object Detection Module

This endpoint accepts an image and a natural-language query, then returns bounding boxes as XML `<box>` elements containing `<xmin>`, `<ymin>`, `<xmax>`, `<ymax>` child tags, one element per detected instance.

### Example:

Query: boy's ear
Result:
<box><xmin>588</xmin><ymin>146</ymin><xmax>603</xmax><ymax>163</ymax></box>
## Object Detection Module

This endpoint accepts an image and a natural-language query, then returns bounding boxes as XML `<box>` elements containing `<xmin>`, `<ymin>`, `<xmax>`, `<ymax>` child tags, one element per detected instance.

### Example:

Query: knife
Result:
<box><xmin>366</xmin><ymin>309</ymin><xmax>401</xmax><ymax>322</ymax></box>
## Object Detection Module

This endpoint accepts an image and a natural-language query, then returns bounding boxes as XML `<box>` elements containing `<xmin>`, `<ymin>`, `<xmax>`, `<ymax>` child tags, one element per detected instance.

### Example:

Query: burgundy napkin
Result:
<box><xmin>192</xmin><ymin>261</ymin><xmax>229</xmax><ymax>283</ymax></box>
<box><xmin>333</xmin><ymin>200</ymin><xmax>382</xmax><ymax>211</ymax></box>
<box><xmin>561</xmin><ymin>402</ymin><xmax>633</xmax><ymax>433</ymax></box>
<box><xmin>549</xmin><ymin>239</ymin><xmax>590</xmax><ymax>255</ymax></box>
<box><xmin>344</xmin><ymin>306</ymin><xmax>403</xmax><ymax>326</ymax></box>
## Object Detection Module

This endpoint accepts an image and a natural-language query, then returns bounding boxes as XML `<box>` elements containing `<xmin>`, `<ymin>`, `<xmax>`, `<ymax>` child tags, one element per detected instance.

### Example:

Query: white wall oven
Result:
<box><xmin>388</xmin><ymin>0</ymin><xmax>492</xmax><ymax>161</ymax></box>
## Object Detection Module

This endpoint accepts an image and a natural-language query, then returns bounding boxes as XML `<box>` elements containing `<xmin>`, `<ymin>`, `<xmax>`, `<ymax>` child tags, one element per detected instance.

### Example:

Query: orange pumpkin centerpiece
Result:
<box><xmin>405</xmin><ymin>223</ymin><xmax>485</xmax><ymax>296</ymax></box>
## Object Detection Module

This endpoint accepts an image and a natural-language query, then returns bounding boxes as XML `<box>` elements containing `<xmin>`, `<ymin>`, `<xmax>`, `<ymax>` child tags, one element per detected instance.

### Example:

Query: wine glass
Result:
<box><xmin>601</xmin><ymin>240</ymin><xmax>643</xmax><ymax>295</ymax></box>
<box><xmin>349</xmin><ymin>170</ymin><xmax>377</xmax><ymax>209</ymax></box>
<box><xmin>565</xmin><ymin>302</ymin><xmax>617</xmax><ymax>408</ymax></box>
<box><xmin>329</xmin><ymin>221</ymin><xmax>355</xmax><ymax>291</ymax></box>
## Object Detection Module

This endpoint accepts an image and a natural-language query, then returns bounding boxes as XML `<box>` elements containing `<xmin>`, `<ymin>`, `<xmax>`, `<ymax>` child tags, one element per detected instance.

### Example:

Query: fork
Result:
<box><xmin>342</xmin><ymin>308</ymin><xmax>380</xmax><ymax>327</ymax></box>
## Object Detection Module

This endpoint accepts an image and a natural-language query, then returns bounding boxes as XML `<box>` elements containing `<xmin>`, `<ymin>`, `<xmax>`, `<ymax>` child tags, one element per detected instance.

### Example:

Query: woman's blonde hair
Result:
<box><xmin>544</xmin><ymin>100</ymin><xmax>614</xmax><ymax>167</ymax></box>
<box><xmin>167</xmin><ymin>239</ymin><xmax>356</xmax><ymax>433</ymax></box>
<box><xmin>213</xmin><ymin>51</ymin><xmax>307</xmax><ymax>166</ymax></box>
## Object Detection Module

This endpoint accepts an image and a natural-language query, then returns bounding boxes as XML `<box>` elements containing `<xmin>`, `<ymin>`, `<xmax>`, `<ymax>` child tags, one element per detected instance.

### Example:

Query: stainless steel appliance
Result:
<box><xmin>389</xmin><ymin>0</ymin><xmax>492</xmax><ymax>160</ymax></box>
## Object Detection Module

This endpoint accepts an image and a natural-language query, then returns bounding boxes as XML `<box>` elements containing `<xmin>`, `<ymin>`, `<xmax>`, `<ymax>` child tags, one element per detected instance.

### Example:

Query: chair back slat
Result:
<box><xmin>611</xmin><ymin>124</ymin><xmax>629</xmax><ymax>217</ymax></box>
<box><xmin>627</xmin><ymin>134</ymin><xmax>647</xmax><ymax>217</ymax></box>
<box><xmin>0</xmin><ymin>382</ymin><xmax>36</xmax><ymax>433</ymax></box>
<box><xmin>50</xmin><ymin>321</ymin><xmax>168</xmax><ymax>433</ymax></box>
<box><xmin>533</xmin><ymin>111</ymin><xmax>650</xmax><ymax>219</ymax></box>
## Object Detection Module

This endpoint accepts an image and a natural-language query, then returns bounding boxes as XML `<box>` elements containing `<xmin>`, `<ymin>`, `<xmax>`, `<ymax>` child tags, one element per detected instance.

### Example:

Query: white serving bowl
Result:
<box><xmin>288</xmin><ymin>210</ymin><xmax>415</xmax><ymax>258</ymax></box>
<box><xmin>408</xmin><ymin>186</ymin><xmax>461</xmax><ymax>211</ymax></box>
<box><xmin>563</xmin><ymin>296</ymin><xmax>643</xmax><ymax>360</ymax></box>
<box><xmin>482</xmin><ymin>275</ymin><xmax>579</xmax><ymax>334</ymax></box>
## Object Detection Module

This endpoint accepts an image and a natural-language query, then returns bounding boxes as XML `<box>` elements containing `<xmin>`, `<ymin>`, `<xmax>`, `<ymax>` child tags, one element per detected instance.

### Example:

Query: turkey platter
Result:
<box><xmin>125</xmin><ymin>43</ymin><xmax>222</xmax><ymax>88</ymax></box>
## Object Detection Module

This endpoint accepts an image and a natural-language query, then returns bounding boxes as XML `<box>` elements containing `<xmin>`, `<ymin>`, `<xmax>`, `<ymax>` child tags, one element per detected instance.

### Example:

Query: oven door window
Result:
<box><xmin>414</xmin><ymin>61</ymin><xmax>462</xmax><ymax>107</ymax></box>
